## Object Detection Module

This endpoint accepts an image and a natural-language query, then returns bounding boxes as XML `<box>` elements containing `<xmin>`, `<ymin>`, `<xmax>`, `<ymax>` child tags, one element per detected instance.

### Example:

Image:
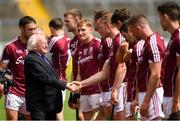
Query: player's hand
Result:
<box><xmin>172</xmin><ymin>101</ymin><xmax>180</xmax><ymax>113</ymax></box>
<box><xmin>71</xmin><ymin>81</ymin><xmax>82</xmax><ymax>92</ymax></box>
<box><xmin>121</xmin><ymin>42</ymin><xmax>129</xmax><ymax>53</ymax></box>
<box><xmin>130</xmin><ymin>100</ymin><xmax>139</xmax><ymax>114</ymax></box>
<box><xmin>66</xmin><ymin>83</ymin><xmax>79</xmax><ymax>92</ymax></box>
<box><xmin>140</xmin><ymin>100</ymin><xmax>149</xmax><ymax>118</ymax></box>
<box><xmin>68</xmin><ymin>93</ymin><xmax>80</xmax><ymax>109</ymax></box>
<box><xmin>110</xmin><ymin>88</ymin><xmax>119</xmax><ymax>105</ymax></box>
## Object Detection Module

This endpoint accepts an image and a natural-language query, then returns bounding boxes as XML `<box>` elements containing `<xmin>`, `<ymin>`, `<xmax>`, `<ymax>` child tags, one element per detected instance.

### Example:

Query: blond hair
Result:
<box><xmin>77</xmin><ymin>18</ymin><xmax>93</xmax><ymax>28</ymax></box>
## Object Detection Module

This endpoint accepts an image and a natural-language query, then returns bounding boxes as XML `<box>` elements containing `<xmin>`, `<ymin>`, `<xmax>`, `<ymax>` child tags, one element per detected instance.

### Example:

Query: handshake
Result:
<box><xmin>66</xmin><ymin>81</ymin><xmax>82</xmax><ymax>93</ymax></box>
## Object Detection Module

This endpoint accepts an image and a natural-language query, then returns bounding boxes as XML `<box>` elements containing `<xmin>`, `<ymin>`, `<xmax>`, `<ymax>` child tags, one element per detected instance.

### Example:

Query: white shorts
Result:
<box><xmin>114</xmin><ymin>82</ymin><xmax>127</xmax><ymax>114</ymax></box>
<box><xmin>5</xmin><ymin>93</ymin><xmax>29</xmax><ymax>114</ymax></box>
<box><xmin>80</xmin><ymin>94</ymin><xmax>102</xmax><ymax>112</ymax></box>
<box><xmin>125</xmin><ymin>101</ymin><xmax>132</xmax><ymax>117</ymax></box>
<box><xmin>162</xmin><ymin>97</ymin><xmax>173</xmax><ymax>119</ymax></box>
<box><xmin>101</xmin><ymin>91</ymin><xmax>111</xmax><ymax>107</ymax></box>
<box><xmin>139</xmin><ymin>87</ymin><xmax>165</xmax><ymax>120</ymax></box>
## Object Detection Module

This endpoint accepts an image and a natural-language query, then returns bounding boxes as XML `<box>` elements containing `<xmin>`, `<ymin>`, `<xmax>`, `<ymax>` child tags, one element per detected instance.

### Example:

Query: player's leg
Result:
<box><xmin>5</xmin><ymin>93</ymin><xmax>20</xmax><ymax>120</ymax></box>
<box><xmin>80</xmin><ymin>94</ymin><xmax>102</xmax><ymax>120</ymax></box>
<box><xmin>101</xmin><ymin>91</ymin><xmax>112</xmax><ymax>119</ymax></box>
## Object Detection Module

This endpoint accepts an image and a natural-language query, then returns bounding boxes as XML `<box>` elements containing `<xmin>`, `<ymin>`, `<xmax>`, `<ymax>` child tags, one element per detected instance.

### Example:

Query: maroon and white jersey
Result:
<box><xmin>1</xmin><ymin>37</ymin><xmax>28</xmax><ymax>96</ymax></box>
<box><xmin>98</xmin><ymin>37</ymin><xmax>112</xmax><ymax>92</ymax></box>
<box><xmin>109</xmin><ymin>33</ymin><xmax>125</xmax><ymax>86</ymax></box>
<box><xmin>126</xmin><ymin>40</ymin><xmax>145</xmax><ymax>102</ymax></box>
<box><xmin>48</xmin><ymin>34</ymin><xmax>71</xmax><ymax>82</ymax></box>
<box><xmin>162</xmin><ymin>28</ymin><xmax>180</xmax><ymax>97</ymax></box>
<box><xmin>69</xmin><ymin>35</ymin><xmax>80</xmax><ymax>80</ymax></box>
<box><xmin>78</xmin><ymin>38</ymin><xmax>101</xmax><ymax>95</ymax></box>
<box><xmin>136</xmin><ymin>33</ymin><xmax>165</xmax><ymax>92</ymax></box>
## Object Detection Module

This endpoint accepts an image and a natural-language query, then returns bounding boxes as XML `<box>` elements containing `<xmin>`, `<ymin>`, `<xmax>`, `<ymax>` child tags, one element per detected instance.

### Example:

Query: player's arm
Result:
<box><xmin>111</xmin><ymin>62</ymin><xmax>127</xmax><ymax>104</ymax></box>
<box><xmin>144</xmin><ymin>61</ymin><xmax>161</xmax><ymax>103</ymax></box>
<box><xmin>80</xmin><ymin>59</ymin><xmax>110</xmax><ymax>88</ymax></box>
<box><xmin>112</xmin><ymin>63</ymin><xmax>127</xmax><ymax>90</ymax></box>
<box><xmin>140</xmin><ymin>61</ymin><xmax>162</xmax><ymax>117</ymax></box>
<box><xmin>172</xmin><ymin>56</ymin><xmax>180</xmax><ymax>112</ymax></box>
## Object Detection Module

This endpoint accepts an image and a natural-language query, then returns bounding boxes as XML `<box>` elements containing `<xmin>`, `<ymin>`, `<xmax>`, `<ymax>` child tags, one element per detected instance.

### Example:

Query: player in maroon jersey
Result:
<box><xmin>93</xmin><ymin>9</ymin><xmax>113</xmax><ymax>119</ymax></box>
<box><xmin>76</xmin><ymin>18</ymin><xmax>102</xmax><ymax>120</ymax></box>
<box><xmin>119</xmin><ymin>22</ymin><xmax>146</xmax><ymax>119</ymax></box>
<box><xmin>64</xmin><ymin>9</ymin><xmax>84</xmax><ymax>120</ymax></box>
<box><xmin>157</xmin><ymin>1</ymin><xmax>180</xmax><ymax>119</ymax></box>
<box><xmin>48</xmin><ymin>18</ymin><xmax>70</xmax><ymax>82</ymax></box>
<box><xmin>0</xmin><ymin>16</ymin><xmax>36</xmax><ymax>120</ymax></box>
<box><xmin>64</xmin><ymin>8</ymin><xmax>82</xmax><ymax>82</ymax></box>
<box><xmin>72</xmin><ymin>9</ymin><xmax>130</xmax><ymax>120</ymax></box>
<box><xmin>48</xmin><ymin>17</ymin><xmax>71</xmax><ymax>121</ymax></box>
<box><xmin>119</xmin><ymin>21</ymin><xmax>138</xmax><ymax>119</ymax></box>
<box><xmin>128</xmin><ymin>14</ymin><xmax>165</xmax><ymax>120</ymax></box>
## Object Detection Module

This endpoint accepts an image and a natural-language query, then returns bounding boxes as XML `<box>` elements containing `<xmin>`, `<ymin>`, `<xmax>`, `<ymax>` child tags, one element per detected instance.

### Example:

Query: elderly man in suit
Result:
<box><xmin>24</xmin><ymin>34</ymin><xmax>75</xmax><ymax>120</ymax></box>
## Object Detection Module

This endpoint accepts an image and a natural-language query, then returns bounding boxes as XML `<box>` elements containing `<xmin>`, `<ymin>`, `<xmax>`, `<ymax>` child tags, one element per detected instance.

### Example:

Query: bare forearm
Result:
<box><xmin>112</xmin><ymin>63</ymin><xmax>127</xmax><ymax>90</ymax></box>
<box><xmin>81</xmin><ymin>71</ymin><xmax>107</xmax><ymax>87</ymax></box>
<box><xmin>144</xmin><ymin>75</ymin><xmax>160</xmax><ymax>103</ymax></box>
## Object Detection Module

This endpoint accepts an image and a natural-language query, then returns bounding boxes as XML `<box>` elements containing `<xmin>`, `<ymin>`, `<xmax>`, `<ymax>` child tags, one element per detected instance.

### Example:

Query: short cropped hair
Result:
<box><xmin>27</xmin><ymin>34</ymin><xmax>46</xmax><ymax>51</ymax></box>
<box><xmin>77</xmin><ymin>18</ymin><xmax>92</xmax><ymax>28</ymax></box>
<box><xmin>19</xmin><ymin>16</ymin><xmax>36</xmax><ymax>27</ymax></box>
<box><xmin>128</xmin><ymin>14</ymin><xmax>148</xmax><ymax>27</ymax></box>
<box><xmin>157</xmin><ymin>1</ymin><xmax>180</xmax><ymax>21</ymax></box>
<box><xmin>49</xmin><ymin>18</ymin><xmax>63</xmax><ymax>30</ymax></box>
<box><xmin>64</xmin><ymin>8</ymin><xmax>82</xmax><ymax>20</ymax></box>
<box><xmin>94</xmin><ymin>9</ymin><xmax>110</xmax><ymax>21</ymax></box>
<box><xmin>111</xmin><ymin>8</ymin><xmax>131</xmax><ymax>24</ymax></box>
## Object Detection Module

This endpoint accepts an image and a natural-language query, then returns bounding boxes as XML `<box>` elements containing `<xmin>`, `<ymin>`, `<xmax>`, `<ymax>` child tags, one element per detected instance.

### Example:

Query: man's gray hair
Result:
<box><xmin>27</xmin><ymin>34</ymin><xmax>46</xmax><ymax>51</ymax></box>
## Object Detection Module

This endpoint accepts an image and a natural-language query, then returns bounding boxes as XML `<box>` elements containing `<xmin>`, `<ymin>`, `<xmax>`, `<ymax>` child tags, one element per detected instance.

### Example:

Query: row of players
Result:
<box><xmin>0</xmin><ymin>1</ymin><xmax>179</xmax><ymax>120</ymax></box>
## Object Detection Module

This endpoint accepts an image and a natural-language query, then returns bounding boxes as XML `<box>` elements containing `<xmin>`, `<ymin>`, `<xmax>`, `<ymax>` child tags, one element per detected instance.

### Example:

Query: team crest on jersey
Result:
<box><xmin>79</xmin><ymin>51</ymin><xmax>82</xmax><ymax>55</ymax></box>
<box><xmin>84</xmin><ymin>49</ymin><xmax>88</xmax><ymax>55</ymax></box>
<box><xmin>89</xmin><ymin>47</ymin><xmax>93</xmax><ymax>55</ymax></box>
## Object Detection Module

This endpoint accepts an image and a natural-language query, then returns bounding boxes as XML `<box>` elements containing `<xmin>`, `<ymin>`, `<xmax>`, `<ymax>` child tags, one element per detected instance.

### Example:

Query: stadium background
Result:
<box><xmin>0</xmin><ymin>0</ymin><xmax>179</xmax><ymax>120</ymax></box>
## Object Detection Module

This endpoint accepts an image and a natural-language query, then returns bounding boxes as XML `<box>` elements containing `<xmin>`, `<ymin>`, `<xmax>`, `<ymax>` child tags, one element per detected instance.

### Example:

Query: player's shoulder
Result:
<box><xmin>63</xmin><ymin>34</ymin><xmax>71</xmax><ymax>41</ymax></box>
<box><xmin>149</xmin><ymin>32</ymin><xmax>164</xmax><ymax>46</ymax></box>
<box><xmin>93</xmin><ymin>37</ymin><xmax>101</xmax><ymax>42</ymax></box>
<box><xmin>172</xmin><ymin>28</ymin><xmax>180</xmax><ymax>41</ymax></box>
<box><xmin>92</xmin><ymin>37</ymin><xmax>101</xmax><ymax>47</ymax></box>
<box><xmin>4</xmin><ymin>36</ymin><xmax>19</xmax><ymax>48</ymax></box>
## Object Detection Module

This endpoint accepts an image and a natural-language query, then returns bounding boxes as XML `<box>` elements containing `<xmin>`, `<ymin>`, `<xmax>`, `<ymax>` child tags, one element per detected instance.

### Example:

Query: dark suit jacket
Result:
<box><xmin>24</xmin><ymin>51</ymin><xmax>66</xmax><ymax>113</ymax></box>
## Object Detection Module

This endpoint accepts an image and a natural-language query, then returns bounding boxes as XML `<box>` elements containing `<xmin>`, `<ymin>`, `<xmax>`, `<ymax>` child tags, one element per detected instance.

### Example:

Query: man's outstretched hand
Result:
<box><xmin>66</xmin><ymin>82</ymin><xmax>81</xmax><ymax>93</ymax></box>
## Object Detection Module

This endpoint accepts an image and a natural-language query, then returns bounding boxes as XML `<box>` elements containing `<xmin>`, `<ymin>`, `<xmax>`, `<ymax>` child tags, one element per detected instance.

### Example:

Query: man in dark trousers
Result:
<box><xmin>24</xmin><ymin>34</ymin><xmax>75</xmax><ymax>120</ymax></box>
